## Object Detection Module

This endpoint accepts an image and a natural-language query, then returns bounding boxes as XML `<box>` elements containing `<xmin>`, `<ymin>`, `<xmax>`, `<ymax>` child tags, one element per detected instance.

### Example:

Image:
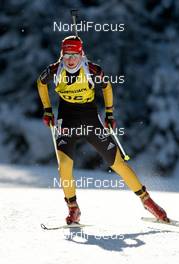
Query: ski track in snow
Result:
<box><xmin>0</xmin><ymin>164</ymin><xmax>179</xmax><ymax>264</ymax></box>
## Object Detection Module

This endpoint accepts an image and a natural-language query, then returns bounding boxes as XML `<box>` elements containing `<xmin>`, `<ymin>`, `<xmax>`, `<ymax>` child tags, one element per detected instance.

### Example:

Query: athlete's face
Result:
<box><xmin>63</xmin><ymin>51</ymin><xmax>82</xmax><ymax>69</ymax></box>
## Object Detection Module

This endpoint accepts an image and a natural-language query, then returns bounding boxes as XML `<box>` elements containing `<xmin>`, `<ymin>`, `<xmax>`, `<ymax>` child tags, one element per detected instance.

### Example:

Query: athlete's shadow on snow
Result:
<box><xmin>64</xmin><ymin>227</ymin><xmax>173</xmax><ymax>252</ymax></box>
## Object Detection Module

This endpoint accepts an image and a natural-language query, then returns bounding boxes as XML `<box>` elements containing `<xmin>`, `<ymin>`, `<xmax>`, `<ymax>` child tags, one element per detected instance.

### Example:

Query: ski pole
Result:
<box><xmin>71</xmin><ymin>9</ymin><xmax>79</xmax><ymax>37</ymax></box>
<box><xmin>109</xmin><ymin>124</ymin><xmax>130</xmax><ymax>161</ymax></box>
<box><xmin>50</xmin><ymin>124</ymin><xmax>60</xmax><ymax>165</ymax></box>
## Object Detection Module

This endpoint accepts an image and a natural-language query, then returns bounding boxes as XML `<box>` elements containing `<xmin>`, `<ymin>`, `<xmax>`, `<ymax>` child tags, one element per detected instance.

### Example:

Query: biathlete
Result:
<box><xmin>37</xmin><ymin>36</ymin><xmax>168</xmax><ymax>224</ymax></box>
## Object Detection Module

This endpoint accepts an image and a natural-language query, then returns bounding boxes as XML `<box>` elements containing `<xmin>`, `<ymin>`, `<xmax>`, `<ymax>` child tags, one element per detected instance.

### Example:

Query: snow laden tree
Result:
<box><xmin>148</xmin><ymin>66</ymin><xmax>179</xmax><ymax>174</ymax></box>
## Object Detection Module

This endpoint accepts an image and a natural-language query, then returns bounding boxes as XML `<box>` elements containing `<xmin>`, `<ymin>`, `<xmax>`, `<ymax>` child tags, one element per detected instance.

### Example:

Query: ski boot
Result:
<box><xmin>141</xmin><ymin>191</ymin><xmax>168</xmax><ymax>222</ymax></box>
<box><xmin>65</xmin><ymin>197</ymin><xmax>81</xmax><ymax>225</ymax></box>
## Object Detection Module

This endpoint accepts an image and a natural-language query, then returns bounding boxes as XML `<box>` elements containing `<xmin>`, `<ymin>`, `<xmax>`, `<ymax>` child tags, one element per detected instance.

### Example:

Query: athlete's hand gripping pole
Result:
<box><xmin>109</xmin><ymin>124</ymin><xmax>130</xmax><ymax>161</ymax></box>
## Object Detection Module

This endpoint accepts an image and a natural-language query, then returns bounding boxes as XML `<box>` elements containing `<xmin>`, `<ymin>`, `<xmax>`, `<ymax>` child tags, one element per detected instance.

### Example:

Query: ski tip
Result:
<box><xmin>41</xmin><ymin>223</ymin><xmax>47</xmax><ymax>230</ymax></box>
<box><xmin>40</xmin><ymin>223</ymin><xmax>93</xmax><ymax>230</ymax></box>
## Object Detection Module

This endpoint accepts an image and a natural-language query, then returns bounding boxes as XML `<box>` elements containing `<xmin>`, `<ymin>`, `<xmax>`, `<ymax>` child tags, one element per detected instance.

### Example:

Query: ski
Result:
<box><xmin>141</xmin><ymin>217</ymin><xmax>179</xmax><ymax>227</ymax></box>
<box><xmin>41</xmin><ymin>223</ymin><xmax>92</xmax><ymax>230</ymax></box>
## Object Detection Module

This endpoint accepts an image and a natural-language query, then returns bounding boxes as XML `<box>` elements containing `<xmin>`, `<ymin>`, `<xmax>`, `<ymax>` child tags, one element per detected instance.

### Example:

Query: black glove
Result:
<box><xmin>105</xmin><ymin>111</ymin><xmax>116</xmax><ymax>129</ymax></box>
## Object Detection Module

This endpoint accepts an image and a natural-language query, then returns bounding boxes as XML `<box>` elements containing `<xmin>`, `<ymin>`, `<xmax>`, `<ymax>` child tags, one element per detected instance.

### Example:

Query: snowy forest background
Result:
<box><xmin>0</xmin><ymin>0</ymin><xmax>179</xmax><ymax>177</ymax></box>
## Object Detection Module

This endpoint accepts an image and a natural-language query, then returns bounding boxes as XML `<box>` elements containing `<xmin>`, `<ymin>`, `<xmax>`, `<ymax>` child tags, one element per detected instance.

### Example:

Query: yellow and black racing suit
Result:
<box><xmin>37</xmin><ymin>59</ymin><xmax>145</xmax><ymax>202</ymax></box>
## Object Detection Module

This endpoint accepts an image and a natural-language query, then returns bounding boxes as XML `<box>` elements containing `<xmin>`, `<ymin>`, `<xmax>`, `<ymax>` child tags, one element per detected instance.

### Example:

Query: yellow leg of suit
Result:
<box><xmin>58</xmin><ymin>148</ymin><xmax>144</xmax><ymax>199</ymax></box>
<box><xmin>111</xmin><ymin>149</ymin><xmax>143</xmax><ymax>193</ymax></box>
<box><xmin>57</xmin><ymin>150</ymin><xmax>76</xmax><ymax>199</ymax></box>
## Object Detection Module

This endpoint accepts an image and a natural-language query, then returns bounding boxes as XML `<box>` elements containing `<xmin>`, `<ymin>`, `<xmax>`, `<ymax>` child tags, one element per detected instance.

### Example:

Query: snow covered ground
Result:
<box><xmin>0</xmin><ymin>164</ymin><xmax>179</xmax><ymax>264</ymax></box>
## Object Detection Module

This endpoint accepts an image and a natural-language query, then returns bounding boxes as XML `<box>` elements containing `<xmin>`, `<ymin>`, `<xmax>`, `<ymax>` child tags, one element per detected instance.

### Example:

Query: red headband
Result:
<box><xmin>62</xmin><ymin>39</ymin><xmax>83</xmax><ymax>54</ymax></box>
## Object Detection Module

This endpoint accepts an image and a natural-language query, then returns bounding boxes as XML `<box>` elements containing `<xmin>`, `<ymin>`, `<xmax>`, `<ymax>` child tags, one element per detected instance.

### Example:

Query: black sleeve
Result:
<box><xmin>39</xmin><ymin>61</ymin><xmax>60</xmax><ymax>84</ymax></box>
<box><xmin>88</xmin><ymin>61</ymin><xmax>108</xmax><ymax>89</ymax></box>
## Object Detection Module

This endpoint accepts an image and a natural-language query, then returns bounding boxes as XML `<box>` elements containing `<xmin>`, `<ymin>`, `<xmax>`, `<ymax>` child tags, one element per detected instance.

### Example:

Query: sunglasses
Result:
<box><xmin>63</xmin><ymin>53</ymin><xmax>81</xmax><ymax>59</ymax></box>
